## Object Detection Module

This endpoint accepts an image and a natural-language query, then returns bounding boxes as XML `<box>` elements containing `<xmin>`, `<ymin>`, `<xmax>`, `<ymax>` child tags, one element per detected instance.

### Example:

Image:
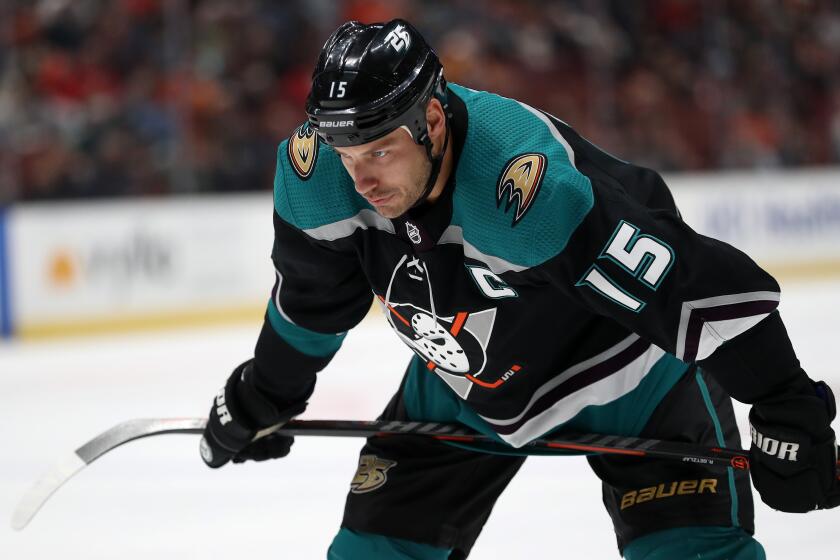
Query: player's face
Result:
<box><xmin>334</xmin><ymin>127</ymin><xmax>432</xmax><ymax>218</ymax></box>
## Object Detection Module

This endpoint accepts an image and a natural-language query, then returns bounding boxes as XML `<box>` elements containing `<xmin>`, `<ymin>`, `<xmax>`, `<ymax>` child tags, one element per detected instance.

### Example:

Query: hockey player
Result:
<box><xmin>199</xmin><ymin>19</ymin><xmax>839</xmax><ymax>559</ymax></box>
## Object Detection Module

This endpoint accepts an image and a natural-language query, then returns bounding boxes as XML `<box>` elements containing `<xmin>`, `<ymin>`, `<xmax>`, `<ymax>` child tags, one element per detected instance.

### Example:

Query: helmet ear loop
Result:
<box><xmin>410</xmin><ymin>118</ymin><xmax>450</xmax><ymax>210</ymax></box>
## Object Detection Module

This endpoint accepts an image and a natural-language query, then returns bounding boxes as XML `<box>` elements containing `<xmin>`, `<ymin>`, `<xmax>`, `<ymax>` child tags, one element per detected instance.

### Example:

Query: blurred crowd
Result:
<box><xmin>1</xmin><ymin>0</ymin><xmax>839</xmax><ymax>202</ymax></box>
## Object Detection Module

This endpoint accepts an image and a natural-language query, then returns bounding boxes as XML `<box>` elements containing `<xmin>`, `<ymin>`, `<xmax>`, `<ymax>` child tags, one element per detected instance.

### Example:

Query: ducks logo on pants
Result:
<box><xmin>351</xmin><ymin>455</ymin><xmax>397</xmax><ymax>494</ymax></box>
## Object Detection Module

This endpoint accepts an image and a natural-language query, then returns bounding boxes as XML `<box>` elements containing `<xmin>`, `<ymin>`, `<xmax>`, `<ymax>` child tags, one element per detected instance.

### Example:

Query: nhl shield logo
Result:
<box><xmin>350</xmin><ymin>455</ymin><xmax>397</xmax><ymax>494</ymax></box>
<box><xmin>406</xmin><ymin>222</ymin><xmax>422</xmax><ymax>244</ymax></box>
<box><xmin>497</xmin><ymin>153</ymin><xmax>547</xmax><ymax>226</ymax></box>
<box><xmin>287</xmin><ymin>123</ymin><xmax>319</xmax><ymax>180</ymax></box>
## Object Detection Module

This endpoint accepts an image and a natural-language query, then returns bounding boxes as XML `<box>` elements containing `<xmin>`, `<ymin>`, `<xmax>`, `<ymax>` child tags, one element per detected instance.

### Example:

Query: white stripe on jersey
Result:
<box><xmin>303</xmin><ymin>208</ymin><xmax>394</xmax><ymax>241</ymax></box>
<box><xmin>514</xmin><ymin>101</ymin><xmax>579</xmax><ymax>170</ymax></box>
<box><xmin>438</xmin><ymin>225</ymin><xmax>528</xmax><ymax>274</ymax></box>
<box><xmin>675</xmin><ymin>291</ymin><xmax>780</xmax><ymax>362</ymax></box>
<box><xmin>479</xmin><ymin>335</ymin><xmax>667</xmax><ymax>448</ymax></box>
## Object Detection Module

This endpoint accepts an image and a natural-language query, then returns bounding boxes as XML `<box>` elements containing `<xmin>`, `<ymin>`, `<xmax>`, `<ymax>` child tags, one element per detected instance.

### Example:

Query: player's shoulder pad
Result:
<box><xmin>274</xmin><ymin>122</ymin><xmax>368</xmax><ymax>231</ymax></box>
<box><xmin>448</xmin><ymin>84</ymin><xmax>594</xmax><ymax>271</ymax></box>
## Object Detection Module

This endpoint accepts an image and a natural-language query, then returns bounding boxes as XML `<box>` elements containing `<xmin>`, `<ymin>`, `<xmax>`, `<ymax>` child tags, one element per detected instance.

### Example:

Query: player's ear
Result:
<box><xmin>426</xmin><ymin>99</ymin><xmax>446</xmax><ymax>153</ymax></box>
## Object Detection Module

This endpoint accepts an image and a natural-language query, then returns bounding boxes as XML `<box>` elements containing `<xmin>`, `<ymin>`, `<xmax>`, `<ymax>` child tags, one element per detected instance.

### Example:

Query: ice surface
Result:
<box><xmin>2</xmin><ymin>281</ymin><xmax>839</xmax><ymax>558</ymax></box>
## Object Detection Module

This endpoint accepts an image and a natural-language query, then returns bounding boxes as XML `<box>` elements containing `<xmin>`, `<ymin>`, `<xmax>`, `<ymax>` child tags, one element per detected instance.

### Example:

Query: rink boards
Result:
<box><xmin>1</xmin><ymin>168</ymin><xmax>839</xmax><ymax>339</ymax></box>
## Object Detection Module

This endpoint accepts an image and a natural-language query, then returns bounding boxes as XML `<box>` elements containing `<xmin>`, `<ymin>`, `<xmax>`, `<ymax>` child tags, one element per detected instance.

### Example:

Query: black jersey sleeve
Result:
<box><xmin>249</xmin><ymin>210</ymin><xmax>373</xmax><ymax>407</ymax></box>
<box><xmin>542</xmin><ymin>123</ymin><xmax>808</xmax><ymax>403</ymax></box>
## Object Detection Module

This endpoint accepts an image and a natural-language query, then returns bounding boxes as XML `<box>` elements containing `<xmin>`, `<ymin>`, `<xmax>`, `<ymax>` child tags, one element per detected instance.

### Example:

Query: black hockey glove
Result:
<box><xmin>200</xmin><ymin>360</ymin><xmax>307</xmax><ymax>468</ymax></box>
<box><xmin>749</xmin><ymin>380</ymin><xmax>840</xmax><ymax>512</ymax></box>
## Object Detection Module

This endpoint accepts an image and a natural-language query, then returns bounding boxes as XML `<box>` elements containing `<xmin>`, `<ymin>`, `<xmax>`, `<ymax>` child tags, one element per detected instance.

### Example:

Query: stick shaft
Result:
<box><xmin>102</xmin><ymin>418</ymin><xmax>754</xmax><ymax>469</ymax></box>
<box><xmin>274</xmin><ymin>419</ymin><xmax>752</xmax><ymax>469</ymax></box>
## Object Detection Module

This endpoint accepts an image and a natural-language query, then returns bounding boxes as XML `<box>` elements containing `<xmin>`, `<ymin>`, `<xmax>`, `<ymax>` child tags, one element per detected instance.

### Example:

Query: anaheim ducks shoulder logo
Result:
<box><xmin>287</xmin><ymin>122</ymin><xmax>319</xmax><ymax>180</ymax></box>
<box><xmin>350</xmin><ymin>455</ymin><xmax>397</xmax><ymax>494</ymax></box>
<box><xmin>496</xmin><ymin>153</ymin><xmax>547</xmax><ymax>226</ymax></box>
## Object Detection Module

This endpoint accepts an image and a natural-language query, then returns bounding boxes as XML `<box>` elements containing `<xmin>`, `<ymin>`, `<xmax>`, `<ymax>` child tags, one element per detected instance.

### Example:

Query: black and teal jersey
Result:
<box><xmin>252</xmin><ymin>83</ymin><xmax>790</xmax><ymax>448</ymax></box>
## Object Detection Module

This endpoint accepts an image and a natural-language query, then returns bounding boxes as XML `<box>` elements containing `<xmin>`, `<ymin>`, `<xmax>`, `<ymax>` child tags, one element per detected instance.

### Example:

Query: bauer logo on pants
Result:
<box><xmin>350</xmin><ymin>455</ymin><xmax>397</xmax><ymax>494</ymax></box>
<box><xmin>620</xmin><ymin>478</ymin><xmax>718</xmax><ymax>510</ymax></box>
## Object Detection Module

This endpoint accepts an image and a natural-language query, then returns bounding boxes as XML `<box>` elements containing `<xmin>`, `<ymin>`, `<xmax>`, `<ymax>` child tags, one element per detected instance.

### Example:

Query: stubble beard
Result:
<box><xmin>376</xmin><ymin>156</ymin><xmax>432</xmax><ymax>219</ymax></box>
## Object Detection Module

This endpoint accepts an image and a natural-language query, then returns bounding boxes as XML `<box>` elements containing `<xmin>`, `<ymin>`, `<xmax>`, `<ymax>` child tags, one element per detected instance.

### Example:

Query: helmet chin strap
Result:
<box><xmin>411</xmin><ymin>119</ymin><xmax>450</xmax><ymax>209</ymax></box>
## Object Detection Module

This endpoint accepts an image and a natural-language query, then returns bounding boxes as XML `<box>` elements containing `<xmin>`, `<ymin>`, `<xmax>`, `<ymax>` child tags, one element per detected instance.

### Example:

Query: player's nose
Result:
<box><xmin>351</xmin><ymin>166</ymin><xmax>379</xmax><ymax>195</ymax></box>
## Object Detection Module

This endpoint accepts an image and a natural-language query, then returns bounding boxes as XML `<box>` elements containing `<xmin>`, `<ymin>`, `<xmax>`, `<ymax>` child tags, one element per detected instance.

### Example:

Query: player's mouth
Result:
<box><xmin>368</xmin><ymin>194</ymin><xmax>393</xmax><ymax>206</ymax></box>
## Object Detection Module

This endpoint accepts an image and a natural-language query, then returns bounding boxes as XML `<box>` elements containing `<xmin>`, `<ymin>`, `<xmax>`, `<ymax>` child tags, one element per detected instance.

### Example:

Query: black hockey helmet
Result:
<box><xmin>305</xmin><ymin>19</ymin><xmax>446</xmax><ymax>148</ymax></box>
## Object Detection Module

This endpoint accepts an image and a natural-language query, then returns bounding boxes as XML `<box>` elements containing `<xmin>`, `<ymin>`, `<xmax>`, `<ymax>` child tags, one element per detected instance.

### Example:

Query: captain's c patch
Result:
<box><xmin>288</xmin><ymin>123</ymin><xmax>319</xmax><ymax>180</ymax></box>
<box><xmin>350</xmin><ymin>455</ymin><xmax>397</xmax><ymax>494</ymax></box>
<box><xmin>497</xmin><ymin>153</ymin><xmax>546</xmax><ymax>226</ymax></box>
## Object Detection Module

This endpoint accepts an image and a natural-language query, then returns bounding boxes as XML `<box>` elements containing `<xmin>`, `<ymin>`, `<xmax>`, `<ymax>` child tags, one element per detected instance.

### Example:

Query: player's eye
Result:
<box><xmin>371</xmin><ymin>150</ymin><xmax>388</xmax><ymax>158</ymax></box>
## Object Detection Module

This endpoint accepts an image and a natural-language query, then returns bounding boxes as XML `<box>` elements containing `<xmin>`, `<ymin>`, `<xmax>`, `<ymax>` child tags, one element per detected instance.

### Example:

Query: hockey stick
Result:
<box><xmin>11</xmin><ymin>417</ymin><xmax>839</xmax><ymax>530</ymax></box>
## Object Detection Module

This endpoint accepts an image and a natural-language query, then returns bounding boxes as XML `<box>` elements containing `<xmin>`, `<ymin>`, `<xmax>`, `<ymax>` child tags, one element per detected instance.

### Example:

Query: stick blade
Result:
<box><xmin>10</xmin><ymin>418</ymin><xmax>207</xmax><ymax>531</ymax></box>
<box><xmin>11</xmin><ymin>452</ymin><xmax>87</xmax><ymax>531</ymax></box>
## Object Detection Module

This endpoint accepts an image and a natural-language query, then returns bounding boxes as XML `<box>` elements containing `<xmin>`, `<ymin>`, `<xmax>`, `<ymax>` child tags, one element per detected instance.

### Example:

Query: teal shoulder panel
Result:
<box><xmin>267</xmin><ymin>299</ymin><xmax>346</xmax><ymax>357</ymax></box>
<box><xmin>448</xmin><ymin>84</ymin><xmax>594</xmax><ymax>269</ymax></box>
<box><xmin>274</xmin><ymin>123</ymin><xmax>371</xmax><ymax>230</ymax></box>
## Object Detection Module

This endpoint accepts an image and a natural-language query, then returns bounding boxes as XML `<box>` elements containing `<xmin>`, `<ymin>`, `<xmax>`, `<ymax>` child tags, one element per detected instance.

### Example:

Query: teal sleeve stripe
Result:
<box><xmin>328</xmin><ymin>528</ymin><xmax>452</xmax><ymax>560</ymax></box>
<box><xmin>695</xmin><ymin>370</ymin><xmax>740</xmax><ymax>528</ymax></box>
<box><xmin>266</xmin><ymin>299</ymin><xmax>346</xmax><ymax>358</ymax></box>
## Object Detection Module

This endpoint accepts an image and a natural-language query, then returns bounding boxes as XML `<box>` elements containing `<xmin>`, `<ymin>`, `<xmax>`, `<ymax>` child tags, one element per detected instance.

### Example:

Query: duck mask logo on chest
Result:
<box><xmin>376</xmin><ymin>296</ymin><xmax>496</xmax><ymax>399</ymax></box>
<box><xmin>377</xmin><ymin>255</ymin><xmax>524</xmax><ymax>399</ymax></box>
